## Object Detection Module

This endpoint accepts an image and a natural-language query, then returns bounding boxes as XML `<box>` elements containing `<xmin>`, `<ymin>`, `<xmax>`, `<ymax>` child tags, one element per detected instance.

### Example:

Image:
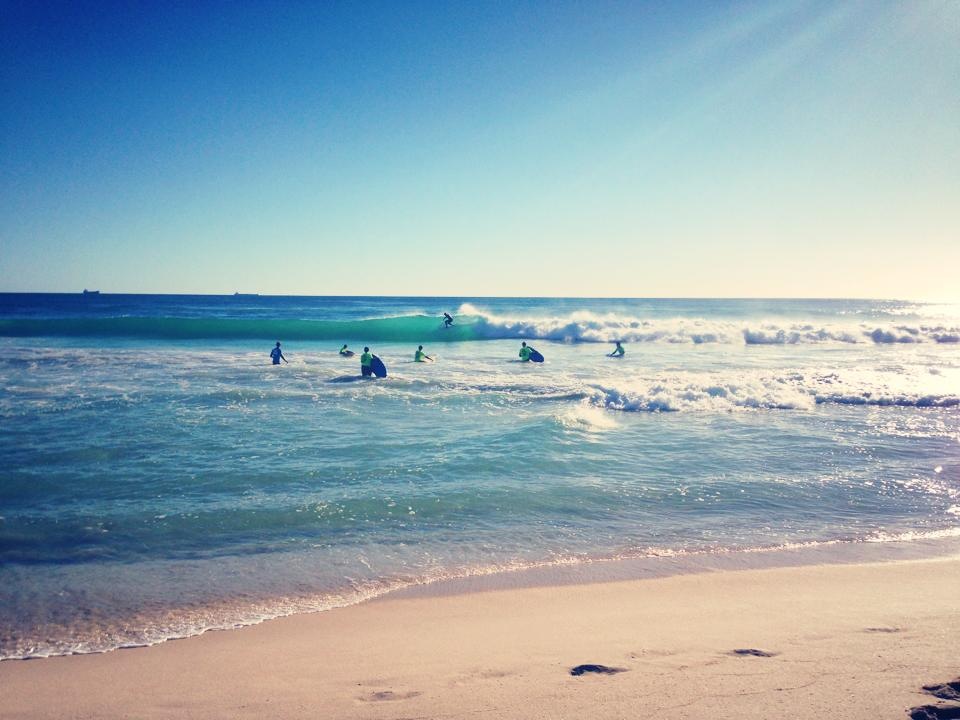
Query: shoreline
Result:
<box><xmin>2</xmin><ymin>550</ymin><xmax>958</xmax><ymax>719</ymax></box>
<box><xmin>390</xmin><ymin>531</ymin><xmax>960</xmax><ymax>602</ymax></box>
<box><xmin>4</xmin><ymin>532</ymin><xmax>960</xmax><ymax>662</ymax></box>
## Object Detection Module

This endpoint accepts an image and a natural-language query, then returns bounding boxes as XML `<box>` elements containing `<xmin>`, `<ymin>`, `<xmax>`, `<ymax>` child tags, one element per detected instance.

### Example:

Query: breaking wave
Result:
<box><xmin>2</xmin><ymin>304</ymin><xmax>958</xmax><ymax>345</ymax></box>
<box><xmin>583</xmin><ymin>372</ymin><xmax>959</xmax><ymax>412</ymax></box>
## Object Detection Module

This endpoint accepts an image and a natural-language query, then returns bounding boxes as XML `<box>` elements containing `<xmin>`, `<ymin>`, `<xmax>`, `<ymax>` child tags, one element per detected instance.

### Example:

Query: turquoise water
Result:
<box><xmin>1</xmin><ymin>295</ymin><xmax>958</xmax><ymax>658</ymax></box>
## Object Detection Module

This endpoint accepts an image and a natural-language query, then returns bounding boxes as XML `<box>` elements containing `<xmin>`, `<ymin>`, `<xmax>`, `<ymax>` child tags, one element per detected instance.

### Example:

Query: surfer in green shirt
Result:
<box><xmin>339</xmin><ymin>344</ymin><xmax>354</xmax><ymax>357</ymax></box>
<box><xmin>609</xmin><ymin>341</ymin><xmax>625</xmax><ymax>357</ymax></box>
<box><xmin>414</xmin><ymin>345</ymin><xmax>432</xmax><ymax>362</ymax></box>
<box><xmin>360</xmin><ymin>347</ymin><xmax>373</xmax><ymax>377</ymax></box>
<box><xmin>519</xmin><ymin>342</ymin><xmax>532</xmax><ymax>361</ymax></box>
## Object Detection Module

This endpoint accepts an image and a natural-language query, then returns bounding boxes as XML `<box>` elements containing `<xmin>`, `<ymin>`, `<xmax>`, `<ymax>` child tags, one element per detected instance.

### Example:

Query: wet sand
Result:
<box><xmin>2</xmin><ymin>555</ymin><xmax>958</xmax><ymax>719</ymax></box>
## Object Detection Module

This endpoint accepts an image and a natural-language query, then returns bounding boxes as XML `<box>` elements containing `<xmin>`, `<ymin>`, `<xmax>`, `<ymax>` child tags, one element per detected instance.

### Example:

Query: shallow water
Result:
<box><xmin>1</xmin><ymin>295</ymin><xmax>957</xmax><ymax>658</ymax></box>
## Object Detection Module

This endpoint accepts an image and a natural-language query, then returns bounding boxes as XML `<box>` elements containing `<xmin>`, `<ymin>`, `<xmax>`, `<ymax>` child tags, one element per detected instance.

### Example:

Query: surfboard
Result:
<box><xmin>340</xmin><ymin>350</ymin><xmax>355</xmax><ymax>357</ymax></box>
<box><xmin>371</xmin><ymin>355</ymin><xmax>388</xmax><ymax>378</ymax></box>
<box><xmin>529</xmin><ymin>349</ymin><xmax>544</xmax><ymax>363</ymax></box>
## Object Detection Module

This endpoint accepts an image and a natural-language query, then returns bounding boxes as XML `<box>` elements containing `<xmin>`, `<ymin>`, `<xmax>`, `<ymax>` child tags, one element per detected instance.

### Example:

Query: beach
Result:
<box><xmin>1</xmin><ymin>295</ymin><xmax>957</xmax><ymax>720</ymax></box>
<box><xmin>4</xmin><ymin>0</ymin><xmax>958</xmax><ymax>716</ymax></box>
<box><xmin>2</xmin><ymin>553</ymin><xmax>958</xmax><ymax>719</ymax></box>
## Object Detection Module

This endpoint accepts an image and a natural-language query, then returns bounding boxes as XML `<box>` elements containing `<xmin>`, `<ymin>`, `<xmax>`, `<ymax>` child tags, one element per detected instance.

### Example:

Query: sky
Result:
<box><xmin>1</xmin><ymin>0</ymin><xmax>958</xmax><ymax>298</ymax></box>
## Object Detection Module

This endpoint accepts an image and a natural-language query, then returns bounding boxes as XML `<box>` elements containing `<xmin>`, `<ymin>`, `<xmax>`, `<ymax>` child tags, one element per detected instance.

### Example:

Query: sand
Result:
<box><xmin>2</xmin><ymin>555</ymin><xmax>958</xmax><ymax>719</ymax></box>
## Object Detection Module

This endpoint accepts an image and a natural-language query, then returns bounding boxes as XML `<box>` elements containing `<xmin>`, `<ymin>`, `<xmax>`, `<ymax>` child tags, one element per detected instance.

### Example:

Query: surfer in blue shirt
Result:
<box><xmin>270</xmin><ymin>342</ymin><xmax>287</xmax><ymax>365</ymax></box>
<box><xmin>443</xmin><ymin>312</ymin><xmax>454</xmax><ymax>328</ymax></box>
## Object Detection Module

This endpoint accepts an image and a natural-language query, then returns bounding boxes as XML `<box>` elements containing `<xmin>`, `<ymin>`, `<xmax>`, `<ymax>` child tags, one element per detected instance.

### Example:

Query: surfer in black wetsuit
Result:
<box><xmin>443</xmin><ymin>312</ymin><xmax>454</xmax><ymax>328</ymax></box>
<box><xmin>270</xmin><ymin>341</ymin><xmax>288</xmax><ymax>365</ymax></box>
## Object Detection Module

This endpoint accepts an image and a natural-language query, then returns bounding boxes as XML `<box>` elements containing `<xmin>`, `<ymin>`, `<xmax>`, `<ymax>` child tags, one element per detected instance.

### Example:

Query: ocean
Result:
<box><xmin>0</xmin><ymin>294</ymin><xmax>957</xmax><ymax>659</ymax></box>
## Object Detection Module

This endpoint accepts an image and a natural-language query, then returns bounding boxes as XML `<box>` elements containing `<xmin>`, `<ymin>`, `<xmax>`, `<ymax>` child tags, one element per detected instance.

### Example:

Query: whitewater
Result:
<box><xmin>2</xmin><ymin>299</ymin><xmax>959</xmax><ymax>345</ymax></box>
<box><xmin>0</xmin><ymin>295</ymin><xmax>957</xmax><ymax>659</ymax></box>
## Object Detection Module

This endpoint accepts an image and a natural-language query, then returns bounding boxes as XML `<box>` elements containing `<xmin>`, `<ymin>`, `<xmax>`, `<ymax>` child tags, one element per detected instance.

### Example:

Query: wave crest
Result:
<box><xmin>1</xmin><ymin>306</ymin><xmax>958</xmax><ymax>345</ymax></box>
<box><xmin>461</xmin><ymin>304</ymin><xmax>958</xmax><ymax>345</ymax></box>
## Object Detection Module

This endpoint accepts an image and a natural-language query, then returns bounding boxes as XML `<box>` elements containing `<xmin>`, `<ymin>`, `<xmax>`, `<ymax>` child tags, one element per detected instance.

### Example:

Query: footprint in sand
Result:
<box><xmin>447</xmin><ymin>668</ymin><xmax>514</xmax><ymax>688</ymax></box>
<box><xmin>360</xmin><ymin>690</ymin><xmax>423</xmax><ymax>702</ymax></box>
<box><xmin>570</xmin><ymin>664</ymin><xmax>628</xmax><ymax>676</ymax></box>
<box><xmin>729</xmin><ymin>648</ymin><xmax>778</xmax><ymax>658</ymax></box>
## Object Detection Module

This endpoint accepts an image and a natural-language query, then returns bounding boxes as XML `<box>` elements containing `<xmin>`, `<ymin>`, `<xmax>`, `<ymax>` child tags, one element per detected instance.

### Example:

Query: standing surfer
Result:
<box><xmin>360</xmin><ymin>347</ymin><xmax>373</xmax><ymax>377</ymax></box>
<box><xmin>443</xmin><ymin>312</ymin><xmax>454</xmax><ymax>328</ymax></box>
<box><xmin>270</xmin><ymin>342</ymin><xmax>288</xmax><ymax>365</ymax></box>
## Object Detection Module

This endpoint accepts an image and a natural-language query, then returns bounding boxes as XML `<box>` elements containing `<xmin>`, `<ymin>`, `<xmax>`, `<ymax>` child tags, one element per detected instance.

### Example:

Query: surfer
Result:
<box><xmin>414</xmin><ymin>345</ymin><xmax>432</xmax><ymax>362</ymax></box>
<box><xmin>443</xmin><ymin>312</ymin><xmax>454</xmax><ymax>328</ymax></box>
<box><xmin>360</xmin><ymin>347</ymin><xmax>373</xmax><ymax>377</ymax></box>
<box><xmin>519</xmin><ymin>342</ymin><xmax>531</xmax><ymax>362</ymax></box>
<box><xmin>609</xmin><ymin>341</ymin><xmax>625</xmax><ymax>357</ymax></box>
<box><xmin>270</xmin><ymin>342</ymin><xmax>288</xmax><ymax>365</ymax></box>
<box><xmin>339</xmin><ymin>344</ymin><xmax>354</xmax><ymax>357</ymax></box>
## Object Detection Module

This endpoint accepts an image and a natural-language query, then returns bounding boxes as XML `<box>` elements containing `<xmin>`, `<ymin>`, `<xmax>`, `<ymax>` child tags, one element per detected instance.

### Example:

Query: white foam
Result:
<box><xmin>556</xmin><ymin>403</ymin><xmax>619</xmax><ymax>431</ymax></box>
<box><xmin>455</xmin><ymin>304</ymin><xmax>960</xmax><ymax>345</ymax></box>
<box><xmin>584</xmin><ymin>368</ymin><xmax>959</xmax><ymax>412</ymax></box>
<box><xmin>588</xmin><ymin>375</ymin><xmax>816</xmax><ymax>412</ymax></box>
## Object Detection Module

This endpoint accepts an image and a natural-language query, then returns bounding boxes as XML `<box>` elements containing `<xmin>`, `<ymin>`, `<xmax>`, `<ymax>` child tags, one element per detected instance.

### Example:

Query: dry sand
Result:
<box><xmin>2</xmin><ymin>555</ymin><xmax>958</xmax><ymax>719</ymax></box>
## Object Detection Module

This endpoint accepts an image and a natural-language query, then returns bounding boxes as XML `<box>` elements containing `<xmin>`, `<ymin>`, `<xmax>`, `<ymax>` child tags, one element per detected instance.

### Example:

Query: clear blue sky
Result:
<box><xmin>1</xmin><ymin>0</ymin><xmax>958</xmax><ymax>298</ymax></box>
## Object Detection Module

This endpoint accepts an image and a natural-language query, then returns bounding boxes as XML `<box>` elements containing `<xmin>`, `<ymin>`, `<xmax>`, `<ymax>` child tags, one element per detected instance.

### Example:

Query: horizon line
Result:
<box><xmin>0</xmin><ymin>288</ymin><xmax>936</xmax><ymax>302</ymax></box>
<box><xmin>0</xmin><ymin>291</ymin><xmax>947</xmax><ymax>304</ymax></box>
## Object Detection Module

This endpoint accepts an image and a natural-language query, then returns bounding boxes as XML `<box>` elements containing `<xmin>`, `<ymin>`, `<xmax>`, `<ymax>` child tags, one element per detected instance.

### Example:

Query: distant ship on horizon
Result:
<box><xmin>233</xmin><ymin>292</ymin><xmax>260</xmax><ymax>297</ymax></box>
<box><xmin>82</xmin><ymin>289</ymin><xmax>100</xmax><ymax>295</ymax></box>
